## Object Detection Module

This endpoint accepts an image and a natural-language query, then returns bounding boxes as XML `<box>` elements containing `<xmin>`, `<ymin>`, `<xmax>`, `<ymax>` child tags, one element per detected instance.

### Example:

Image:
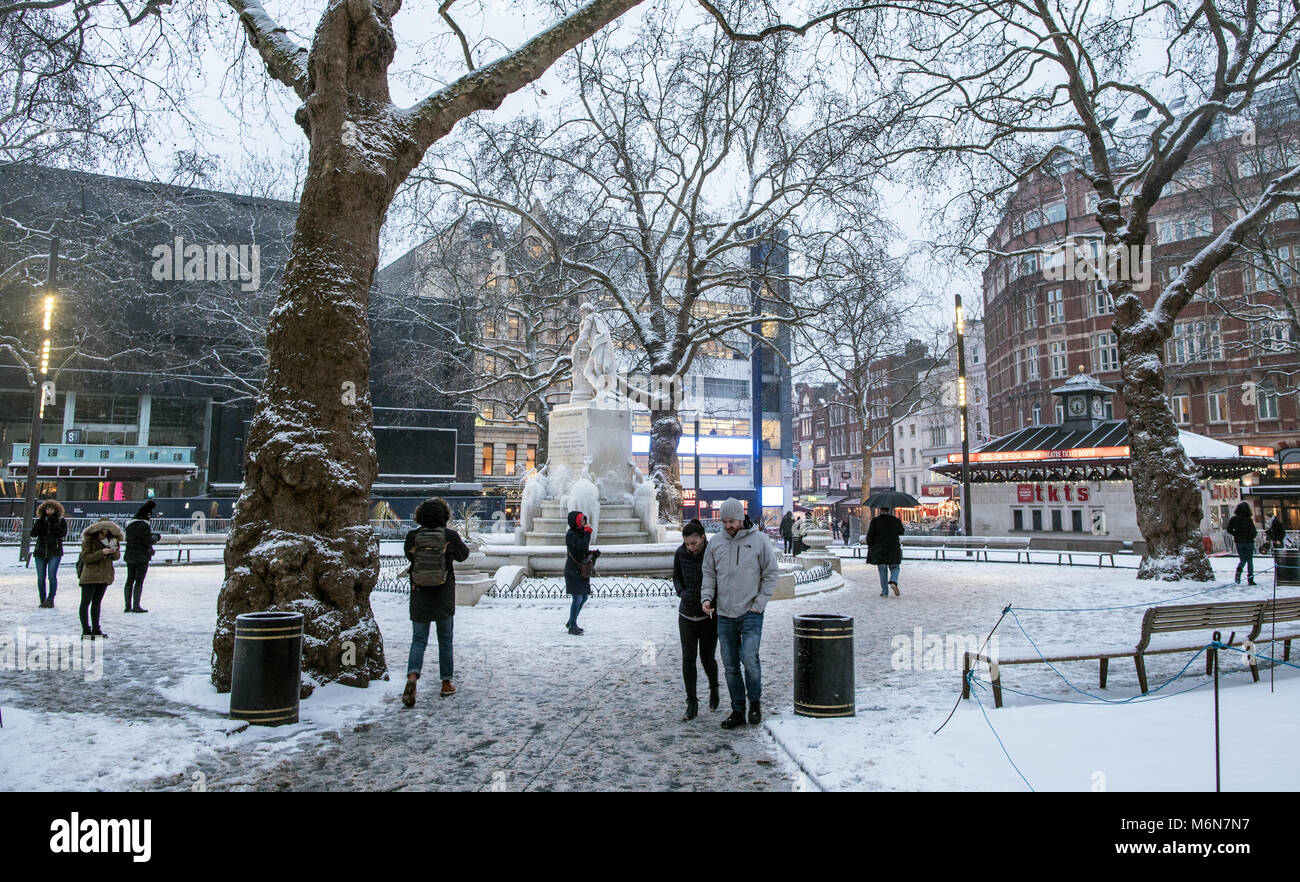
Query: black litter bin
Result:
<box><xmin>1278</xmin><ymin>550</ymin><xmax>1300</xmax><ymax>586</ymax></box>
<box><xmin>230</xmin><ymin>610</ymin><xmax>304</xmax><ymax>726</ymax></box>
<box><xmin>793</xmin><ymin>614</ymin><xmax>855</xmax><ymax>718</ymax></box>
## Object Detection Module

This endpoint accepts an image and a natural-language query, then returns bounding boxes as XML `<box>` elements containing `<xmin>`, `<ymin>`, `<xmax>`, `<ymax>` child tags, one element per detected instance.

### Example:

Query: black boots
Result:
<box><xmin>708</xmin><ymin>683</ymin><xmax>720</xmax><ymax>711</ymax></box>
<box><xmin>720</xmin><ymin>710</ymin><xmax>746</xmax><ymax>729</ymax></box>
<box><xmin>684</xmin><ymin>698</ymin><xmax>699</xmax><ymax>721</ymax></box>
<box><xmin>748</xmin><ymin>701</ymin><xmax>761</xmax><ymax>725</ymax></box>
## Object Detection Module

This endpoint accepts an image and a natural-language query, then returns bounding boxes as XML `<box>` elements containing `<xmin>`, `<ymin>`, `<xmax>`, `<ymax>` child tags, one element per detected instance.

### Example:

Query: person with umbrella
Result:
<box><xmin>863</xmin><ymin>490</ymin><xmax>916</xmax><ymax>597</ymax></box>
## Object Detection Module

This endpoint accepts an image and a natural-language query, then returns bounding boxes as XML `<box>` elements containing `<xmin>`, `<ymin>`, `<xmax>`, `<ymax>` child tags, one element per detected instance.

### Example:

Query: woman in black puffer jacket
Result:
<box><xmin>564</xmin><ymin>511</ymin><xmax>599</xmax><ymax>635</ymax></box>
<box><xmin>123</xmin><ymin>500</ymin><xmax>160</xmax><ymax>613</ymax></box>
<box><xmin>673</xmin><ymin>519</ymin><xmax>718</xmax><ymax>720</ymax></box>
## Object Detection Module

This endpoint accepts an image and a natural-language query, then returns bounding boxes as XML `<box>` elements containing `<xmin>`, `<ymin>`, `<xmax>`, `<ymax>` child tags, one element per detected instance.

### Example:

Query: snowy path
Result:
<box><xmin>3</xmin><ymin>548</ymin><xmax>1294</xmax><ymax>791</ymax></box>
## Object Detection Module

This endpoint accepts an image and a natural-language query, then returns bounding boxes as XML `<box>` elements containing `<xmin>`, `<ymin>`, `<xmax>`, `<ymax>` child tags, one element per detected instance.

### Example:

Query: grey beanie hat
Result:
<box><xmin>719</xmin><ymin>498</ymin><xmax>745</xmax><ymax>521</ymax></box>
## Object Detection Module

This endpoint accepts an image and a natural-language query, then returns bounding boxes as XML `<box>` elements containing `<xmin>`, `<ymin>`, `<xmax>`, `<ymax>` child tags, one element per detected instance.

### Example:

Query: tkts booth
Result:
<box><xmin>932</xmin><ymin>372</ymin><xmax>1274</xmax><ymax>551</ymax></box>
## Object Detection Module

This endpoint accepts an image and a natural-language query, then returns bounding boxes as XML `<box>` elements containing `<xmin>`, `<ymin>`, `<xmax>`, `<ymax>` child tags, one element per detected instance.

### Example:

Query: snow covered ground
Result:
<box><xmin>1</xmin><ymin>546</ymin><xmax>1294</xmax><ymax>791</ymax></box>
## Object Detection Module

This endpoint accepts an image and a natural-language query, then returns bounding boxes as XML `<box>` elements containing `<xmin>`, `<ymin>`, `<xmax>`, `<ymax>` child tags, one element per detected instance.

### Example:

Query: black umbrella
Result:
<box><xmin>863</xmin><ymin>490</ymin><xmax>920</xmax><ymax>510</ymax></box>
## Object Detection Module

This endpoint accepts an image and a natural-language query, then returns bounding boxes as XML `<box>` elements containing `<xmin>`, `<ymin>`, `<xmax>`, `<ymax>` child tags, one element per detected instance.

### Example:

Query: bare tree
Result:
<box><xmin>420</xmin><ymin>18</ymin><xmax>889</xmax><ymax>520</ymax></box>
<box><xmin>209</xmin><ymin>0</ymin><xmax>673</xmax><ymax>692</ymax></box>
<box><xmin>824</xmin><ymin>0</ymin><xmax>1300</xmax><ymax>580</ymax></box>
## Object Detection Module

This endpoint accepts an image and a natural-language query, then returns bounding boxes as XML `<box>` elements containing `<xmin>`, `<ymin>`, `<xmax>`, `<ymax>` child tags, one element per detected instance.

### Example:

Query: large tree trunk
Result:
<box><xmin>212</xmin><ymin>1</ymin><xmax>404</xmax><ymax>691</ymax></box>
<box><xmin>650</xmin><ymin>404</ymin><xmax>683</xmax><ymax>524</ymax></box>
<box><xmin>1114</xmin><ymin>298</ymin><xmax>1215</xmax><ymax>582</ymax></box>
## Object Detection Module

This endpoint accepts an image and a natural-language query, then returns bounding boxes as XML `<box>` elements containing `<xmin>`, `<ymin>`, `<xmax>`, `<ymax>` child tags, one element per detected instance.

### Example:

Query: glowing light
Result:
<box><xmin>958</xmin><ymin>376</ymin><xmax>967</xmax><ymax>408</ymax></box>
<box><xmin>1240</xmin><ymin>445</ymin><xmax>1274</xmax><ymax>458</ymax></box>
<box><xmin>946</xmin><ymin>446</ymin><xmax>1130</xmax><ymax>464</ymax></box>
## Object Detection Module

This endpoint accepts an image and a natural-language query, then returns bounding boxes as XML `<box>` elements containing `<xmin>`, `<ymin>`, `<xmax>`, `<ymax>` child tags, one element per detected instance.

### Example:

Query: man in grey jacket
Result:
<box><xmin>701</xmin><ymin>497</ymin><xmax>778</xmax><ymax>729</ymax></box>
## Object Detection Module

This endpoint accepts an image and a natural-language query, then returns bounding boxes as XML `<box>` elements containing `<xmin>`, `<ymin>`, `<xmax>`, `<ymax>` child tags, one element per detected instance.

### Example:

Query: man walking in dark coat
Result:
<box><xmin>1226</xmin><ymin>501</ymin><xmax>1258</xmax><ymax>585</ymax></box>
<box><xmin>780</xmin><ymin>511</ymin><xmax>794</xmax><ymax>554</ymax></box>
<box><xmin>866</xmin><ymin>507</ymin><xmax>905</xmax><ymax>596</ymax></box>
<box><xmin>402</xmin><ymin>497</ymin><xmax>470</xmax><ymax>706</ymax></box>
<box><xmin>673</xmin><ymin>519</ymin><xmax>718</xmax><ymax>720</ymax></box>
<box><xmin>123</xmin><ymin>500</ymin><xmax>160</xmax><ymax>613</ymax></box>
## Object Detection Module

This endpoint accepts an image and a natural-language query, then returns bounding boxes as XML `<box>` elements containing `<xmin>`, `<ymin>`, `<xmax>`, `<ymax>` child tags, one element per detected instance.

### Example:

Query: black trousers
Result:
<box><xmin>124</xmin><ymin>562</ymin><xmax>149</xmax><ymax>609</ymax></box>
<box><xmin>678</xmin><ymin>614</ymin><xmax>719</xmax><ymax>701</ymax></box>
<box><xmin>79</xmin><ymin>583</ymin><xmax>108</xmax><ymax>633</ymax></box>
<box><xmin>783</xmin><ymin>536</ymin><xmax>792</xmax><ymax>553</ymax></box>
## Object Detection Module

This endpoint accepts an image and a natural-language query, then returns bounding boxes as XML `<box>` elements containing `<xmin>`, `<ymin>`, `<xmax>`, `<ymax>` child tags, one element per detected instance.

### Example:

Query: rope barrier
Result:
<box><xmin>967</xmin><ymin>673</ymin><xmax>1035</xmax><ymax>792</ymax></box>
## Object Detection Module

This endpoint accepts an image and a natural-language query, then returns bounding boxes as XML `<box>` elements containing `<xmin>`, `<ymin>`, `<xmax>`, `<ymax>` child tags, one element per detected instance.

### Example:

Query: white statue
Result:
<box><xmin>570</xmin><ymin>303</ymin><xmax>619</xmax><ymax>405</ymax></box>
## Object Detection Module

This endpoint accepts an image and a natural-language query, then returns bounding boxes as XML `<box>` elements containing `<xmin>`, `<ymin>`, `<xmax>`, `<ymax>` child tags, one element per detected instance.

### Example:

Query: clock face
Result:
<box><xmin>1068</xmin><ymin>396</ymin><xmax>1086</xmax><ymax>416</ymax></box>
<box><xmin>1091</xmin><ymin>397</ymin><xmax>1103</xmax><ymax>417</ymax></box>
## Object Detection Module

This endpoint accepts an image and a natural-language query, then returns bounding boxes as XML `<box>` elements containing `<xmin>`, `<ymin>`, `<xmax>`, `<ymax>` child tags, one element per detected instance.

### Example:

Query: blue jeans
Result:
<box><xmin>408</xmin><ymin>618</ymin><xmax>453</xmax><ymax>679</ymax></box>
<box><xmin>567</xmin><ymin>594</ymin><xmax>588</xmax><ymax>628</ymax></box>
<box><xmin>1235</xmin><ymin>542</ymin><xmax>1255</xmax><ymax>580</ymax></box>
<box><xmin>34</xmin><ymin>555</ymin><xmax>60</xmax><ymax>604</ymax></box>
<box><xmin>877</xmin><ymin>564</ymin><xmax>900</xmax><ymax>595</ymax></box>
<box><xmin>717</xmin><ymin>611</ymin><xmax>763</xmax><ymax>712</ymax></box>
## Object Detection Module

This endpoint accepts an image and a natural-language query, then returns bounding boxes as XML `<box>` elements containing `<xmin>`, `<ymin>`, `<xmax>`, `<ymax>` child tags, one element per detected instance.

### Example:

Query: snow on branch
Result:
<box><xmin>226</xmin><ymin>0</ymin><xmax>309</xmax><ymax>99</ymax></box>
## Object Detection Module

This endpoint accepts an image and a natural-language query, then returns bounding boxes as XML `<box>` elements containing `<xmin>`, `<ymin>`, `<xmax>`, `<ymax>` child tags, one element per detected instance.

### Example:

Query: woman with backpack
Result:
<box><xmin>123</xmin><ymin>500</ymin><xmax>160</xmax><ymax>613</ymax></box>
<box><xmin>402</xmin><ymin>498</ymin><xmax>470</xmax><ymax>707</ymax></box>
<box><xmin>78</xmin><ymin>519</ymin><xmax>123</xmax><ymax>638</ymax></box>
<box><xmin>564</xmin><ymin>510</ymin><xmax>599</xmax><ymax>635</ymax></box>
<box><xmin>31</xmin><ymin>499</ymin><xmax>67</xmax><ymax>608</ymax></box>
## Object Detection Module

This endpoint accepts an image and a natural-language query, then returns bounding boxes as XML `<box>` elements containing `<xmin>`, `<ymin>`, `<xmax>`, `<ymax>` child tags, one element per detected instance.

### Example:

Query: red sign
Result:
<box><xmin>1016</xmin><ymin>483</ymin><xmax>1090</xmax><ymax>503</ymax></box>
<box><xmin>923</xmin><ymin>484</ymin><xmax>955</xmax><ymax>498</ymax></box>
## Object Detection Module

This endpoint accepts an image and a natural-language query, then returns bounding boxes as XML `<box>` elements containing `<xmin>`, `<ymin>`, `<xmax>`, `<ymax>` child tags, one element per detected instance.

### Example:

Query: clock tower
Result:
<box><xmin>1051</xmin><ymin>367</ymin><xmax>1116</xmax><ymax>432</ymax></box>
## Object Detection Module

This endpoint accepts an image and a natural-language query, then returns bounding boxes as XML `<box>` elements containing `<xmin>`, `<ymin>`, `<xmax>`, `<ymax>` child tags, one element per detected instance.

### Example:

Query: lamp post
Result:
<box><xmin>955</xmin><ymin>293</ymin><xmax>973</xmax><ymax>542</ymax></box>
<box><xmin>20</xmin><ymin>238</ymin><xmax>58</xmax><ymax>564</ymax></box>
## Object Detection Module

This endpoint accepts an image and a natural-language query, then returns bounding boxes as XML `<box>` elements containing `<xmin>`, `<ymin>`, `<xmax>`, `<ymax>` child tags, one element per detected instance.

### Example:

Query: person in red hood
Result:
<box><xmin>564</xmin><ymin>511</ymin><xmax>600</xmax><ymax>635</ymax></box>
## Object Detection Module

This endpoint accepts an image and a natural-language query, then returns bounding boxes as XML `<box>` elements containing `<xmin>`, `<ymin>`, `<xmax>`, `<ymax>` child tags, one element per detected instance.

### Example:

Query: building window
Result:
<box><xmin>1207</xmin><ymin>389</ymin><xmax>1227</xmax><ymax>423</ymax></box>
<box><xmin>481</xmin><ymin>445</ymin><xmax>494</xmax><ymax>475</ymax></box>
<box><xmin>1049</xmin><ymin>341</ymin><xmax>1067</xmax><ymax>378</ymax></box>
<box><xmin>927</xmin><ymin>425</ymin><xmax>947</xmax><ymax>447</ymax></box>
<box><xmin>1031</xmin><ymin>509</ymin><xmax>1043</xmax><ymax>531</ymax></box>
<box><xmin>526</xmin><ymin>445</ymin><xmax>536</xmax><ymax>471</ymax></box>
<box><xmin>1051</xmin><ymin>509</ymin><xmax>1063</xmax><ymax>532</ymax></box>
<box><xmin>1167</xmin><ymin>320</ymin><xmax>1222</xmax><ymax>364</ymax></box>
<box><xmin>1093</xmin><ymin>283</ymin><xmax>1115</xmax><ymax>316</ymax></box>
<box><xmin>702</xmin><ymin>377</ymin><xmax>749</xmax><ymax>400</ymax></box>
<box><xmin>1025</xmin><ymin>345</ymin><xmax>1040</xmax><ymax>380</ymax></box>
<box><xmin>1045</xmin><ymin>201</ymin><xmax>1066</xmax><ymax>224</ymax></box>
<box><xmin>1031</xmin><ymin>402</ymin><xmax>1042</xmax><ymax>425</ymax></box>
<box><xmin>1250</xmin><ymin>246</ymin><xmax>1294</xmax><ymax>292</ymax></box>
<box><xmin>1046</xmin><ymin>287</ymin><xmax>1064</xmax><ymax>324</ymax></box>
<box><xmin>1071</xmin><ymin>509</ymin><xmax>1084</xmax><ymax>532</ymax></box>
<box><xmin>1157</xmin><ymin>215</ymin><xmax>1212</xmax><ymax>244</ymax></box>
<box><xmin>1012</xmin><ymin>509</ymin><xmax>1024</xmax><ymax>531</ymax></box>
<box><xmin>815</xmin><ymin>447</ymin><xmax>827</xmax><ymax>464</ymax></box>
<box><xmin>1170</xmin><ymin>394</ymin><xmax>1191</xmax><ymax>424</ymax></box>
<box><xmin>1023</xmin><ymin>290</ymin><xmax>1039</xmax><ymax>328</ymax></box>
<box><xmin>1257</xmin><ymin>381</ymin><xmax>1279</xmax><ymax>420</ymax></box>
<box><xmin>1055</xmin><ymin>401</ymin><xmax>1064</xmax><ymax>423</ymax></box>
<box><xmin>1093</xmin><ymin>333</ymin><xmax>1119</xmax><ymax>373</ymax></box>
<box><xmin>911</xmin><ymin>448</ymin><xmax>917</xmax><ymax>464</ymax></box>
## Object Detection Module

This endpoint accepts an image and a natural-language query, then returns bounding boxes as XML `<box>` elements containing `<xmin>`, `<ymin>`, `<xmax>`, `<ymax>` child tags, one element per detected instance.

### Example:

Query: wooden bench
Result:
<box><xmin>962</xmin><ymin>598</ymin><xmax>1275</xmax><ymax>708</ymax></box>
<box><xmin>155</xmin><ymin>533</ymin><xmax>227</xmax><ymax>563</ymax></box>
<box><xmin>1055</xmin><ymin>549</ymin><xmax>1117</xmax><ymax>567</ymax></box>
<box><xmin>1255</xmin><ymin>595</ymin><xmax>1300</xmax><ymax>662</ymax></box>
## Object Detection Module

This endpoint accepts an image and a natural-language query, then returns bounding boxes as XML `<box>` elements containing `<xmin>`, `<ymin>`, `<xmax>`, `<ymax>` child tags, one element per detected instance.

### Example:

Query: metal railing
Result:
<box><xmin>793</xmin><ymin>564</ymin><xmax>834</xmax><ymax>584</ymax></box>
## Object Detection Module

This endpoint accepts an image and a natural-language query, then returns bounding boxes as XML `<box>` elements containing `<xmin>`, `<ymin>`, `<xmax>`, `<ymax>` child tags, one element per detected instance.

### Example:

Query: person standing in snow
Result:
<box><xmin>841</xmin><ymin>517</ymin><xmax>852</xmax><ymax>546</ymax></box>
<box><xmin>123</xmin><ymin>500</ymin><xmax>160</xmax><ymax>613</ymax></box>
<box><xmin>402</xmin><ymin>497</ymin><xmax>470</xmax><ymax>707</ymax></box>
<box><xmin>701</xmin><ymin>498</ymin><xmax>777</xmax><ymax>729</ymax></box>
<box><xmin>780</xmin><ymin>511</ymin><xmax>794</xmax><ymax>554</ymax></box>
<box><xmin>791</xmin><ymin>513</ymin><xmax>808</xmax><ymax>556</ymax></box>
<box><xmin>78</xmin><ymin>519</ymin><xmax>122</xmax><ymax>638</ymax></box>
<box><xmin>673</xmin><ymin>519</ymin><xmax>719</xmax><ymax>720</ymax></box>
<box><xmin>1226</xmin><ymin>501</ymin><xmax>1258</xmax><ymax>585</ymax></box>
<box><xmin>1267</xmin><ymin>514</ymin><xmax>1286</xmax><ymax>550</ymax></box>
<box><xmin>31</xmin><ymin>499</ymin><xmax>67</xmax><ymax>608</ymax></box>
<box><xmin>866</xmin><ymin>507</ymin><xmax>905</xmax><ymax>597</ymax></box>
<box><xmin>564</xmin><ymin>510</ymin><xmax>599</xmax><ymax>635</ymax></box>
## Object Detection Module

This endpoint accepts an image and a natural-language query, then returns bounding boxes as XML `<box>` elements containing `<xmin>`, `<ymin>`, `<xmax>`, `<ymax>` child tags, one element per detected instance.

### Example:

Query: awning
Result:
<box><xmin>807</xmin><ymin>495</ymin><xmax>847</xmax><ymax>506</ymax></box>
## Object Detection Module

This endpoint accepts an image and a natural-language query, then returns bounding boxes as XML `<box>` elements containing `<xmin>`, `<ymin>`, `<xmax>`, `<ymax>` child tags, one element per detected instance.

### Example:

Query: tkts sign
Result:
<box><xmin>1016</xmin><ymin>483</ymin><xmax>1091</xmax><ymax>503</ymax></box>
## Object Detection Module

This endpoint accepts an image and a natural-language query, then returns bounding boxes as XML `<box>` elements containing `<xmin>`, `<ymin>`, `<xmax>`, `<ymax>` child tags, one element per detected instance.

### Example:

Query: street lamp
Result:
<box><xmin>955</xmin><ymin>293</ymin><xmax>973</xmax><ymax>542</ymax></box>
<box><xmin>20</xmin><ymin>238</ymin><xmax>59</xmax><ymax>564</ymax></box>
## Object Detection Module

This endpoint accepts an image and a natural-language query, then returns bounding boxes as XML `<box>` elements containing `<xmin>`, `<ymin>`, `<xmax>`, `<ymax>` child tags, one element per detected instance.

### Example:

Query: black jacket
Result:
<box><xmin>124</xmin><ymin>518</ymin><xmax>159</xmax><ymax>564</ymax></box>
<box><xmin>564</xmin><ymin>511</ymin><xmax>595</xmax><ymax>596</ymax></box>
<box><xmin>865</xmin><ymin>513</ymin><xmax>905</xmax><ymax>566</ymax></box>
<box><xmin>31</xmin><ymin>515</ymin><xmax>67</xmax><ymax>558</ymax></box>
<box><xmin>780</xmin><ymin>513</ymin><xmax>793</xmax><ymax>539</ymax></box>
<box><xmin>672</xmin><ymin>540</ymin><xmax>708</xmax><ymax>617</ymax></box>
<box><xmin>1226</xmin><ymin>514</ymin><xmax>1257</xmax><ymax>544</ymax></box>
<box><xmin>404</xmin><ymin>526</ymin><xmax>470</xmax><ymax>622</ymax></box>
<box><xmin>1267</xmin><ymin>519</ymin><xmax>1286</xmax><ymax>544</ymax></box>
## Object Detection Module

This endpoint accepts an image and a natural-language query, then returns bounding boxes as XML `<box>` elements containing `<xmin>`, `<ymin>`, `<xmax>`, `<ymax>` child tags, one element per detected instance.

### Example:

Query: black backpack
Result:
<box><xmin>409</xmin><ymin>527</ymin><xmax>449</xmax><ymax>588</ymax></box>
